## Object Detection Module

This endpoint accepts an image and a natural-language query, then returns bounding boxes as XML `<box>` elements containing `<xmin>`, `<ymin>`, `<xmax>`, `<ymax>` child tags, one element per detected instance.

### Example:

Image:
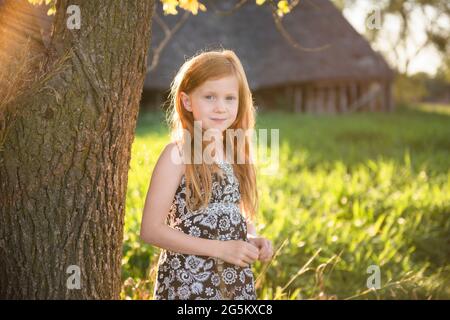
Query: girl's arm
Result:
<box><xmin>247</xmin><ymin>220</ymin><xmax>258</xmax><ymax>238</ymax></box>
<box><xmin>240</xmin><ymin>201</ymin><xmax>274</xmax><ymax>262</ymax></box>
<box><xmin>240</xmin><ymin>201</ymin><xmax>258</xmax><ymax>238</ymax></box>
<box><xmin>139</xmin><ymin>142</ymin><xmax>221</xmax><ymax>258</ymax></box>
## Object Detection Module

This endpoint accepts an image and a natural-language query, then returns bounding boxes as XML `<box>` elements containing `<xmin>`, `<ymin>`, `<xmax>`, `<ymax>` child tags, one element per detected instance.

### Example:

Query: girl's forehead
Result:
<box><xmin>198</xmin><ymin>75</ymin><xmax>239</xmax><ymax>92</ymax></box>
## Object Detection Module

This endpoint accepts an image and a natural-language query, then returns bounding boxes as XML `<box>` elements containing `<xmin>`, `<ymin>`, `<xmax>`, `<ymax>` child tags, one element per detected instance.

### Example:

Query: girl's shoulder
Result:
<box><xmin>171</xmin><ymin>140</ymin><xmax>185</xmax><ymax>165</ymax></box>
<box><xmin>155</xmin><ymin>141</ymin><xmax>186</xmax><ymax>181</ymax></box>
<box><xmin>172</xmin><ymin>140</ymin><xmax>184</xmax><ymax>159</ymax></box>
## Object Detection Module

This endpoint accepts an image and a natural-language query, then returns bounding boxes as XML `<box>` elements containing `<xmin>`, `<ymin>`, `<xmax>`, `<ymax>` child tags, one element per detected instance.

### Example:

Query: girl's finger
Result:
<box><xmin>241</xmin><ymin>257</ymin><xmax>252</xmax><ymax>267</ymax></box>
<box><xmin>246</xmin><ymin>248</ymin><xmax>259</xmax><ymax>261</ymax></box>
<box><xmin>261</xmin><ymin>246</ymin><xmax>270</xmax><ymax>255</ymax></box>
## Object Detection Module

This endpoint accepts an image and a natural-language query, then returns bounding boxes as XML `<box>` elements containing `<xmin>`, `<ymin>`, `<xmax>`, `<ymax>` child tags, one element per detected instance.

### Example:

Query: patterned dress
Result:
<box><xmin>153</xmin><ymin>161</ymin><xmax>257</xmax><ymax>300</ymax></box>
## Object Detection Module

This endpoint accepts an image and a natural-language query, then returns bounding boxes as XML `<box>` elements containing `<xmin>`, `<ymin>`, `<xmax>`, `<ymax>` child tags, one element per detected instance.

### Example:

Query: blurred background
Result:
<box><xmin>123</xmin><ymin>0</ymin><xmax>450</xmax><ymax>300</ymax></box>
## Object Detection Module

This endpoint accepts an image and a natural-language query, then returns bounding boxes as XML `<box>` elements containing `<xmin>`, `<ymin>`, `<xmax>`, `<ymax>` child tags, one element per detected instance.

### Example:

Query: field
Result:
<box><xmin>121</xmin><ymin>103</ymin><xmax>450</xmax><ymax>300</ymax></box>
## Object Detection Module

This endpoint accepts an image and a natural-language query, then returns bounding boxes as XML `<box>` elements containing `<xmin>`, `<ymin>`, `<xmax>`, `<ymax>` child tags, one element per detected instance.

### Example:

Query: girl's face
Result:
<box><xmin>180</xmin><ymin>74</ymin><xmax>239</xmax><ymax>134</ymax></box>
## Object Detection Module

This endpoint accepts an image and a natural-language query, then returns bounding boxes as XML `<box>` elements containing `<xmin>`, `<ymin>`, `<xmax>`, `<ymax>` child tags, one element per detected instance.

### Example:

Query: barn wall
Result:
<box><xmin>254</xmin><ymin>79</ymin><xmax>394</xmax><ymax>113</ymax></box>
<box><xmin>140</xmin><ymin>78</ymin><xmax>394</xmax><ymax>114</ymax></box>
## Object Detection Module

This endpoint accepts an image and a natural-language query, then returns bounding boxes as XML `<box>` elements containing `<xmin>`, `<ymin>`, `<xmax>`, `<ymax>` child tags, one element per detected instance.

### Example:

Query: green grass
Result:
<box><xmin>121</xmin><ymin>103</ymin><xmax>450</xmax><ymax>300</ymax></box>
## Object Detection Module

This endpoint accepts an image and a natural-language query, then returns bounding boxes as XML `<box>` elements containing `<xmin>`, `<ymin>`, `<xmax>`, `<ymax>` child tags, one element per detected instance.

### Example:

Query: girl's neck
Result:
<box><xmin>212</xmin><ymin>142</ymin><xmax>225</xmax><ymax>163</ymax></box>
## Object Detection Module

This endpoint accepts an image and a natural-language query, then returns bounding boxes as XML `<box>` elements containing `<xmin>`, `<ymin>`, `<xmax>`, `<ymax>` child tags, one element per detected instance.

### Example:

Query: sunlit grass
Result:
<box><xmin>121</xmin><ymin>103</ymin><xmax>450</xmax><ymax>300</ymax></box>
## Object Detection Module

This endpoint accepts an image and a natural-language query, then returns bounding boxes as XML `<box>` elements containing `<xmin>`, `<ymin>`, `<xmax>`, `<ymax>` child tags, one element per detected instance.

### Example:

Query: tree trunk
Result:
<box><xmin>0</xmin><ymin>0</ymin><xmax>155</xmax><ymax>299</ymax></box>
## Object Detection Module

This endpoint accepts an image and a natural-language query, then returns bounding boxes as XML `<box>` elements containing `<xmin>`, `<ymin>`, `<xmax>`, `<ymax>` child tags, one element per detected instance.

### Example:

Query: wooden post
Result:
<box><xmin>327</xmin><ymin>87</ymin><xmax>336</xmax><ymax>114</ymax></box>
<box><xmin>306</xmin><ymin>86</ymin><xmax>314</xmax><ymax>113</ymax></box>
<box><xmin>316</xmin><ymin>87</ymin><xmax>325</xmax><ymax>114</ymax></box>
<box><xmin>385</xmin><ymin>81</ymin><xmax>393</xmax><ymax>112</ymax></box>
<box><xmin>349</xmin><ymin>83</ymin><xmax>358</xmax><ymax>108</ymax></box>
<box><xmin>285</xmin><ymin>85</ymin><xmax>294</xmax><ymax>111</ymax></box>
<box><xmin>368</xmin><ymin>82</ymin><xmax>377</xmax><ymax>112</ymax></box>
<box><xmin>360</xmin><ymin>83</ymin><xmax>368</xmax><ymax>111</ymax></box>
<box><xmin>339</xmin><ymin>85</ymin><xmax>348</xmax><ymax>113</ymax></box>
<box><xmin>375</xmin><ymin>84</ymin><xmax>382</xmax><ymax>112</ymax></box>
<box><xmin>293</xmin><ymin>86</ymin><xmax>303</xmax><ymax>113</ymax></box>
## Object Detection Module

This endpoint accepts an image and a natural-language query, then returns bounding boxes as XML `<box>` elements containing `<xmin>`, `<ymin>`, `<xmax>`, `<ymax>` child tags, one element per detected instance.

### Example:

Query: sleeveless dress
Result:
<box><xmin>153</xmin><ymin>161</ymin><xmax>257</xmax><ymax>300</ymax></box>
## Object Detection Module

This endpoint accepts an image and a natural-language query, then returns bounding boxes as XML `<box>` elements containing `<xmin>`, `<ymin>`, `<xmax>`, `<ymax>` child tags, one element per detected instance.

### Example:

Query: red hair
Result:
<box><xmin>166</xmin><ymin>49</ymin><xmax>258</xmax><ymax>223</ymax></box>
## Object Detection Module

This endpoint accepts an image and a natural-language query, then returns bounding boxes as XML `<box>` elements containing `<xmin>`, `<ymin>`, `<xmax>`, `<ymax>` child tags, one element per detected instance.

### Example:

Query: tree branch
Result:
<box><xmin>268</xmin><ymin>0</ymin><xmax>331</xmax><ymax>52</ymax></box>
<box><xmin>147</xmin><ymin>10</ymin><xmax>190</xmax><ymax>74</ymax></box>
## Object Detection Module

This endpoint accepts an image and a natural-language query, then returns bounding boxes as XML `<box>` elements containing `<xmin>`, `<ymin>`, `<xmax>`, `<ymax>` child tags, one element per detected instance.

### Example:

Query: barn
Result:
<box><xmin>1</xmin><ymin>0</ymin><xmax>395</xmax><ymax>113</ymax></box>
<box><xmin>144</xmin><ymin>0</ymin><xmax>394</xmax><ymax>113</ymax></box>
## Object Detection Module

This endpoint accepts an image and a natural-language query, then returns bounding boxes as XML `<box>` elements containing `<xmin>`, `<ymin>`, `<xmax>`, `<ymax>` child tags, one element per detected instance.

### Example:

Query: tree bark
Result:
<box><xmin>0</xmin><ymin>0</ymin><xmax>155</xmax><ymax>299</ymax></box>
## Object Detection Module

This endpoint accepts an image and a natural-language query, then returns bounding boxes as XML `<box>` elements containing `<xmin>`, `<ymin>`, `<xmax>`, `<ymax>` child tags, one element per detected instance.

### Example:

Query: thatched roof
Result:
<box><xmin>144</xmin><ymin>0</ymin><xmax>393</xmax><ymax>91</ymax></box>
<box><xmin>1</xmin><ymin>0</ymin><xmax>393</xmax><ymax>92</ymax></box>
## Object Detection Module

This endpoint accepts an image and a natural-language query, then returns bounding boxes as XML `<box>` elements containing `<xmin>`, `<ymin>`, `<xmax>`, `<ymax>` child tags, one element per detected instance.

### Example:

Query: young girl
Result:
<box><xmin>139</xmin><ymin>49</ymin><xmax>273</xmax><ymax>300</ymax></box>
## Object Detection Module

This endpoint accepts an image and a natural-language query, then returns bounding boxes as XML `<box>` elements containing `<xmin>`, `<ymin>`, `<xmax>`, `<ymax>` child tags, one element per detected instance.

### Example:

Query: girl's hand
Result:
<box><xmin>247</xmin><ymin>236</ymin><xmax>273</xmax><ymax>262</ymax></box>
<box><xmin>216</xmin><ymin>240</ymin><xmax>259</xmax><ymax>268</ymax></box>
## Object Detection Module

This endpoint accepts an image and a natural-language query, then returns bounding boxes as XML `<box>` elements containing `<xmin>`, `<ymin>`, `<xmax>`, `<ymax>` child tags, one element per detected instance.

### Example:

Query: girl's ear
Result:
<box><xmin>180</xmin><ymin>91</ymin><xmax>192</xmax><ymax>112</ymax></box>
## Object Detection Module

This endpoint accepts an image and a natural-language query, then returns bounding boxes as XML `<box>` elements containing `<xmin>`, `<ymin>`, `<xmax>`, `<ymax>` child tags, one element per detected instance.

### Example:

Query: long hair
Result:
<box><xmin>166</xmin><ymin>49</ymin><xmax>258</xmax><ymax>223</ymax></box>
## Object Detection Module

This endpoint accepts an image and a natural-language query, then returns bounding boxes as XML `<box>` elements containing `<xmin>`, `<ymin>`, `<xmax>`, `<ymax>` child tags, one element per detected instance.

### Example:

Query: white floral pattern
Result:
<box><xmin>153</xmin><ymin>162</ymin><xmax>257</xmax><ymax>300</ymax></box>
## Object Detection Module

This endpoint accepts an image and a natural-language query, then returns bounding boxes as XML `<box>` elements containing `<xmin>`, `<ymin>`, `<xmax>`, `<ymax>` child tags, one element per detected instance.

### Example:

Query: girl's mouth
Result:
<box><xmin>210</xmin><ymin>118</ymin><xmax>227</xmax><ymax>123</ymax></box>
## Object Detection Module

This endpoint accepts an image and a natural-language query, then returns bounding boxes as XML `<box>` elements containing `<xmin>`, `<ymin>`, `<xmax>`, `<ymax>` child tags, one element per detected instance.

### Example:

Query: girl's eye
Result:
<box><xmin>205</xmin><ymin>95</ymin><xmax>236</xmax><ymax>101</ymax></box>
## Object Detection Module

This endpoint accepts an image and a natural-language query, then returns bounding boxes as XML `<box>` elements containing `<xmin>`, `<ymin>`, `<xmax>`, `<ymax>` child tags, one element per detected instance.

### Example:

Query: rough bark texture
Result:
<box><xmin>0</xmin><ymin>0</ymin><xmax>155</xmax><ymax>299</ymax></box>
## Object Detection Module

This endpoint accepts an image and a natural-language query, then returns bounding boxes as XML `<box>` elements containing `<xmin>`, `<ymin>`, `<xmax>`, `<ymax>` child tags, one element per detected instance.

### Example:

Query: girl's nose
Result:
<box><xmin>214</xmin><ymin>100</ymin><xmax>227</xmax><ymax>113</ymax></box>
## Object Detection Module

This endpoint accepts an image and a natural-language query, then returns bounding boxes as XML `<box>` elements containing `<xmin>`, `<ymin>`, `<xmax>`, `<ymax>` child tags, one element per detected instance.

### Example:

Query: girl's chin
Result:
<box><xmin>205</xmin><ymin>124</ymin><xmax>227</xmax><ymax>132</ymax></box>
<box><xmin>205</xmin><ymin>128</ymin><xmax>226</xmax><ymax>134</ymax></box>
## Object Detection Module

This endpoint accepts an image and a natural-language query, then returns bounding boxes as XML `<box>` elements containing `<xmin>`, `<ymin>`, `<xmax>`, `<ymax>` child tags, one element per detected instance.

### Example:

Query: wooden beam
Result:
<box><xmin>369</xmin><ymin>83</ymin><xmax>377</xmax><ymax>112</ymax></box>
<box><xmin>285</xmin><ymin>85</ymin><xmax>294</xmax><ymax>111</ymax></box>
<box><xmin>316</xmin><ymin>88</ymin><xmax>325</xmax><ymax>114</ymax></box>
<box><xmin>339</xmin><ymin>85</ymin><xmax>348</xmax><ymax>113</ymax></box>
<box><xmin>385</xmin><ymin>81</ymin><xmax>394</xmax><ymax>112</ymax></box>
<box><xmin>326</xmin><ymin>87</ymin><xmax>337</xmax><ymax>113</ymax></box>
<box><xmin>293</xmin><ymin>86</ymin><xmax>303</xmax><ymax>113</ymax></box>
<box><xmin>306</xmin><ymin>87</ymin><xmax>314</xmax><ymax>113</ymax></box>
<box><xmin>349</xmin><ymin>83</ymin><xmax>358</xmax><ymax>107</ymax></box>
